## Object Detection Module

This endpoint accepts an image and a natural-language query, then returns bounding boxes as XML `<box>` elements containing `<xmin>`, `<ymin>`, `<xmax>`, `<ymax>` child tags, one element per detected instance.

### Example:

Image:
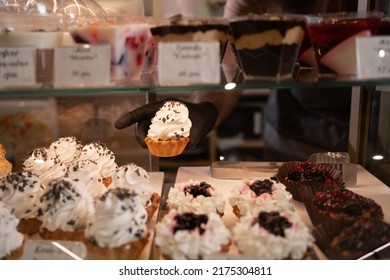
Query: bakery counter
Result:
<box><xmin>150</xmin><ymin>164</ymin><xmax>390</xmax><ymax>260</ymax></box>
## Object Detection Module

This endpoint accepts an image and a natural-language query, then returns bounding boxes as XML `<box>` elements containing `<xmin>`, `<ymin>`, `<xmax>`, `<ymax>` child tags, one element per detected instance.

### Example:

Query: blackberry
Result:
<box><xmin>173</xmin><ymin>213</ymin><xmax>208</xmax><ymax>235</ymax></box>
<box><xmin>184</xmin><ymin>181</ymin><xmax>212</xmax><ymax>198</ymax></box>
<box><xmin>254</xmin><ymin>211</ymin><xmax>292</xmax><ymax>237</ymax></box>
<box><xmin>249</xmin><ymin>179</ymin><xmax>273</xmax><ymax>196</ymax></box>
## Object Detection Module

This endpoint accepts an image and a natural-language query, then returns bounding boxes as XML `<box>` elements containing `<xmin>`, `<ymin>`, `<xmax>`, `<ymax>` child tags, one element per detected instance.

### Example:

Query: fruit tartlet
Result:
<box><xmin>232</xmin><ymin>210</ymin><xmax>315</xmax><ymax>259</ymax></box>
<box><xmin>229</xmin><ymin>177</ymin><xmax>293</xmax><ymax>217</ymax></box>
<box><xmin>167</xmin><ymin>180</ymin><xmax>225</xmax><ymax>216</ymax></box>
<box><xmin>85</xmin><ymin>188</ymin><xmax>149</xmax><ymax>259</ymax></box>
<box><xmin>154</xmin><ymin>209</ymin><xmax>231</xmax><ymax>260</ymax></box>
<box><xmin>307</xmin><ymin>188</ymin><xmax>383</xmax><ymax>236</ymax></box>
<box><xmin>277</xmin><ymin>161</ymin><xmax>344</xmax><ymax>202</ymax></box>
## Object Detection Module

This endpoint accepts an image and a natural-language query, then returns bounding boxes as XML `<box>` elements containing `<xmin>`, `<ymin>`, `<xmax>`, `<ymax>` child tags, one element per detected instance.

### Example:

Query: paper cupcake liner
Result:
<box><xmin>277</xmin><ymin>161</ymin><xmax>345</xmax><ymax>202</ymax></box>
<box><xmin>312</xmin><ymin>223</ymin><xmax>343</xmax><ymax>259</ymax></box>
<box><xmin>144</xmin><ymin>137</ymin><xmax>189</xmax><ymax>157</ymax></box>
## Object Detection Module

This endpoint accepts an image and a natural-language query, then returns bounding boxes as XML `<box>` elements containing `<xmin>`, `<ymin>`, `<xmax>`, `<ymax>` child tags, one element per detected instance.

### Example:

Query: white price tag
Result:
<box><xmin>21</xmin><ymin>240</ymin><xmax>87</xmax><ymax>260</ymax></box>
<box><xmin>0</xmin><ymin>47</ymin><xmax>36</xmax><ymax>86</ymax></box>
<box><xmin>54</xmin><ymin>44</ymin><xmax>111</xmax><ymax>87</ymax></box>
<box><xmin>158</xmin><ymin>41</ymin><xmax>221</xmax><ymax>85</ymax></box>
<box><xmin>356</xmin><ymin>36</ymin><xmax>390</xmax><ymax>79</ymax></box>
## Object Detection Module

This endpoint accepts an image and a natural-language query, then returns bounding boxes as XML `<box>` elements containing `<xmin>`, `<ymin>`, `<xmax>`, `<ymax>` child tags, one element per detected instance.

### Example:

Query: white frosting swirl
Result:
<box><xmin>167</xmin><ymin>180</ymin><xmax>225</xmax><ymax>214</ymax></box>
<box><xmin>232</xmin><ymin>210</ymin><xmax>314</xmax><ymax>259</ymax></box>
<box><xmin>66</xmin><ymin>160</ymin><xmax>107</xmax><ymax>200</ymax></box>
<box><xmin>48</xmin><ymin>136</ymin><xmax>82</xmax><ymax>166</ymax></box>
<box><xmin>38</xmin><ymin>162</ymin><xmax>67</xmax><ymax>188</ymax></box>
<box><xmin>38</xmin><ymin>178</ymin><xmax>94</xmax><ymax>232</ymax></box>
<box><xmin>229</xmin><ymin>178</ymin><xmax>293</xmax><ymax>216</ymax></box>
<box><xmin>85</xmin><ymin>188</ymin><xmax>148</xmax><ymax>249</ymax></box>
<box><xmin>78</xmin><ymin>142</ymin><xmax>118</xmax><ymax>179</ymax></box>
<box><xmin>110</xmin><ymin>163</ymin><xmax>153</xmax><ymax>208</ymax></box>
<box><xmin>0</xmin><ymin>171</ymin><xmax>44</xmax><ymax>220</ymax></box>
<box><xmin>147</xmin><ymin>101</ymin><xmax>192</xmax><ymax>141</ymax></box>
<box><xmin>23</xmin><ymin>147</ymin><xmax>56</xmax><ymax>176</ymax></box>
<box><xmin>0</xmin><ymin>201</ymin><xmax>24</xmax><ymax>259</ymax></box>
<box><xmin>155</xmin><ymin>209</ymin><xmax>231</xmax><ymax>260</ymax></box>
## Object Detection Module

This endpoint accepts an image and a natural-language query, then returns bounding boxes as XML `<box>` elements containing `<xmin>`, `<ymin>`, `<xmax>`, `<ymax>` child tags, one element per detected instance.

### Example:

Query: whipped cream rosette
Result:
<box><xmin>66</xmin><ymin>159</ymin><xmax>107</xmax><ymax>201</ymax></box>
<box><xmin>232</xmin><ymin>209</ymin><xmax>314</xmax><ymax>260</ymax></box>
<box><xmin>0</xmin><ymin>201</ymin><xmax>24</xmax><ymax>260</ymax></box>
<box><xmin>23</xmin><ymin>147</ymin><xmax>56</xmax><ymax>176</ymax></box>
<box><xmin>37</xmin><ymin>178</ymin><xmax>94</xmax><ymax>241</ymax></box>
<box><xmin>78</xmin><ymin>141</ymin><xmax>118</xmax><ymax>187</ymax></box>
<box><xmin>155</xmin><ymin>209</ymin><xmax>231</xmax><ymax>260</ymax></box>
<box><xmin>167</xmin><ymin>180</ymin><xmax>225</xmax><ymax>215</ymax></box>
<box><xmin>145</xmin><ymin>100</ymin><xmax>192</xmax><ymax>157</ymax></box>
<box><xmin>48</xmin><ymin>136</ymin><xmax>82</xmax><ymax>166</ymax></box>
<box><xmin>229</xmin><ymin>177</ymin><xmax>294</xmax><ymax>217</ymax></box>
<box><xmin>0</xmin><ymin>171</ymin><xmax>44</xmax><ymax>235</ymax></box>
<box><xmin>110</xmin><ymin>163</ymin><xmax>161</xmax><ymax>220</ymax></box>
<box><xmin>85</xmin><ymin>188</ymin><xmax>149</xmax><ymax>259</ymax></box>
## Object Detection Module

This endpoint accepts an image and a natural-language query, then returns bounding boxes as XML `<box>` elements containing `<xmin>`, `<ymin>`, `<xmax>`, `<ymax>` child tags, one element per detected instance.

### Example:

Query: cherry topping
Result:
<box><xmin>287</xmin><ymin>161</ymin><xmax>332</xmax><ymax>184</ymax></box>
<box><xmin>173</xmin><ymin>213</ymin><xmax>208</xmax><ymax>235</ymax></box>
<box><xmin>253</xmin><ymin>211</ymin><xmax>292</xmax><ymax>237</ymax></box>
<box><xmin>184</xmin><ymin>181</ymin><xmax>212</xmax><ymax>198</ymax></box>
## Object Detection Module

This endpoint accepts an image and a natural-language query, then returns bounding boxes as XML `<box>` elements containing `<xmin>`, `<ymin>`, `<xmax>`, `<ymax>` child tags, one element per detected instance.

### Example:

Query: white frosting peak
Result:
<box><xmin>0</xmin><ymin>201</ymin><xmax>24</xmax><ymax>259</ymax></box>
<box><xmin>147</xmin><ymin>101</ymin><xmax>192</xmax><ymax>141</ymax></box>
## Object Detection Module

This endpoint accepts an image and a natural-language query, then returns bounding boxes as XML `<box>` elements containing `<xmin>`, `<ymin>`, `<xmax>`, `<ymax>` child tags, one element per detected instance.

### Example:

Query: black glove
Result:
<box><xmin>115</xmin><ymin>98</ymin><xmax>218</xmax><ymax>150</ymax></box>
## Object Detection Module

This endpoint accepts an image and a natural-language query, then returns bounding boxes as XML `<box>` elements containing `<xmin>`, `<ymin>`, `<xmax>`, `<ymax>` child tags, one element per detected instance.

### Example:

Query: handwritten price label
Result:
<box><xmin>157</xmin><ymin>42</ymin><xmax>221</xmax><ymax>85</ymax></box>
<box><xmin>54</xmin><ymin>44</ymin><xmax>110</xmax><ymax>87</ymax></box>
<box><xmin>356</xmin><ymin>37</ymin><xmax>390</xmax><ymax>79</ymax></box>
<box><xmin>0</xmin><ymin>47</ymin><xmax>36</xmax><ymax>86</ymax></box>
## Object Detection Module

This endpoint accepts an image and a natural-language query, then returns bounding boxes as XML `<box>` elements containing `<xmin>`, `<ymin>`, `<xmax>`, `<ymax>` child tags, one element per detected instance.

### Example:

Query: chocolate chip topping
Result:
<box><xmin>249</xmin><ymin>179</ymin><xmax>274</xmax><ymax>196</ymax></box>
<box><xmin>183</xmin><ymin>181</ymin><xmax>212</xmax><ymax>198</ymax></box>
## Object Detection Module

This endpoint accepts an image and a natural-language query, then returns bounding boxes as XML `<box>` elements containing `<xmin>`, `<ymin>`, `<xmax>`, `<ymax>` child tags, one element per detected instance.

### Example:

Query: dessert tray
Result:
<box><xmin>151</xmin><ymin>164</ymin><xmax>390</xmax><ymax>260</ymax></box>
<box><xmin>19</xmin><ymin>172</ymin><xmax>164</xmax><ymax>260</ymax></box>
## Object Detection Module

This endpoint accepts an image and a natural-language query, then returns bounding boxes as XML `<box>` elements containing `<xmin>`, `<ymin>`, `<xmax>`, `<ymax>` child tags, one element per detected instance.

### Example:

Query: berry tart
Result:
<box><xmin>307</xmin><ymin>188</ymin><xmax>383</xmax><ymax>237</ymax></box>
<box><xmin>232</xmin><ymin>209</ymin><xmax>314</xmax><ymax>259</ymax></box>
<box><xmin>229</xmin><ymin>177</ymin><xmax>293</xmax><ymax>218</ymax></box>
<box><xmin>328</xmin><ymin>219</ymin><xmax>390</xmax><ymax>259</ymax></box>
<box><xmin>167</xmin><ymin>180</ymin><xmax>225</xmax><ymax>216</ymax></box>
<box><xmin>154</xmin><ymin>209</ymin><xmax>231</xmax><ymax>260</ymax></box>
<box><xmin>277</xmin><ymin>161</ymin><xmax>344</xmax><ymax>202</ymax></box>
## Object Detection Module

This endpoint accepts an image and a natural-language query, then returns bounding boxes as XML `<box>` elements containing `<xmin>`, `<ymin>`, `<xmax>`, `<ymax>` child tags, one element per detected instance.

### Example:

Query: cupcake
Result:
<box><xmin>155</xmin><ymin>209</ymin><xmax>231</xmax><ymax>260</ymax></box>
<box><xmin>65</xmin><ymin>159</ymin><xmax>107</xmax><ymax>201</ymax></box>
<box><xmin>328</xmin><ymin>219</ymin><xmax>390</xmax><ymax>260</ymax></box>
<box><xmin>85</xmin><ymin>188</ymin><xmax>149</xmax><ymax>260</ymax></box>
<box><xmin>166</xmin><ymin>180</ymin><xmax>225</xmax><ymax>216</ymax></box>
<box><xmin>307</xmin><ymin>188</ymin><xmax>384</xmax><ymax>236</ymax></box>
<box><xmin>78</xmin><ymin>141</ymin><xmax>118</xmax><ymax>187</ymax></box>
<box><xmin>0</xmin><ymin>201</ymin><xmax>25</xmax><ymax>260</ymax></box>
<box><xmin>0</xmin><ymin>171</ymin><xmax>44</xmax><ymax>235</ymax></box>
<box><xmin>145</xmin><ymin>100</ymin><xmax>191</xmax><ymax>157</ymax></box>
<box><xmin>37</xmin><ymin>178</ymin><xmax>94</xmax><ymax>241</ymax></box>
<box><xmin>232</xmin><ymin>210</ymin><xmax>315</xmax><ymax>260</ymax></box>
<box><xmin>229</xmin><ymin>177</ymin><xmax>293</xmax><ymax>218</ymax></box>
<box><xmin>110</xmin><ymin>163</ymin><xmax>161</xmax><ymax>221</ymax></box>
<box><xmin>277</xmin><ymin>161</ymin><xmax>344</xmax><ymax>202</ymax></box>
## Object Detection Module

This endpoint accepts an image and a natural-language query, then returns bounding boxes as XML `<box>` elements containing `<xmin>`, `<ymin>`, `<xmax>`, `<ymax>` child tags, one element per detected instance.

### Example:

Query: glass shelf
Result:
<box><xmin>1</xmin><ymin>65</ymin><xmax>390</xmax><ymax>97</ymax></box>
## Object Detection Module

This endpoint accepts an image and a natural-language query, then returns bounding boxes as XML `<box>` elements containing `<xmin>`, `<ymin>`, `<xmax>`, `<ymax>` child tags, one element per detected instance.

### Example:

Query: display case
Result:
<box><xmin>1</xmin><ymin>0</ymin><xmax>390</xmax><ymax>261</ymax></box>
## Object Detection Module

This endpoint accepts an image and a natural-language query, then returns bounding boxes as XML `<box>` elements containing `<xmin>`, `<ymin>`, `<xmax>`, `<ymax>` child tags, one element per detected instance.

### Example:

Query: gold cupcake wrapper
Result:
<box><xmin>144</xmin><ymin>137</ymin><xmax>190</xmax><ymax>157</ymax></box>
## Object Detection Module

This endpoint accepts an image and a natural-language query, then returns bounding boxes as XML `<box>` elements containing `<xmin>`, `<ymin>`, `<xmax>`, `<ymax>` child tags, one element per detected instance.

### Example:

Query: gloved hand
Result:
<box><xmin>115</xmin><ymin>98</ymin><xmax>218</xmax><ymax>150</ymax></box>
